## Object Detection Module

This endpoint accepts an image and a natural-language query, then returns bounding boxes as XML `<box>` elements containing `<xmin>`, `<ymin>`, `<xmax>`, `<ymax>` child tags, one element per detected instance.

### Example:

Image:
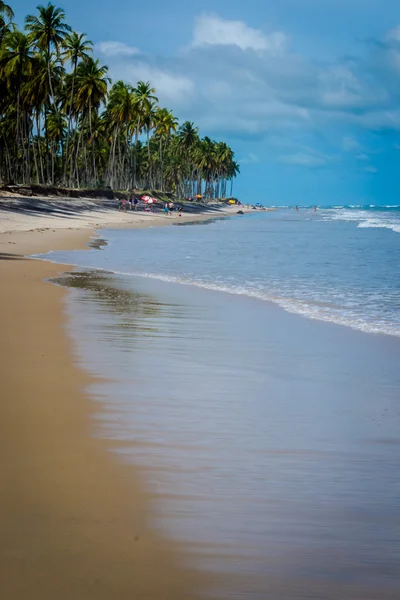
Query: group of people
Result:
<box><xmin>118</xmin><ymin>196</ymin><xmax>183</xmax><ymax>216</ymax></box>
<box><xmin>118</xmin><ymin>196</ymin><xmax>139</xmax><ymax>212</ymax></box>
<box><xmin>295</xmin><ymin>206</ymin><xmax>317</xmax><ymax>212</ymax></box>
<box><xmin>164</xmin><ymin>201</ymin><xmax>183</xmax><ymax>217</ymax></box>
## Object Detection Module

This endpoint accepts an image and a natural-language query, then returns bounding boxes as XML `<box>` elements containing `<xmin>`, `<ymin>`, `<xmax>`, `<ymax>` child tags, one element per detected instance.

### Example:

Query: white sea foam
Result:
<box><xmin>357</xmin><ymin>219</ymin><xmax>400</xmax><ymax>233</ymax></box>
<box><xmin>101</xmin><ymin>268</ymin><xmax>400</xmax><ymax>338</ymax></box>
<box><xmin>320</xmin><ymin>207</ymin><xmax>400</xmax><ymax>234</ymax></box>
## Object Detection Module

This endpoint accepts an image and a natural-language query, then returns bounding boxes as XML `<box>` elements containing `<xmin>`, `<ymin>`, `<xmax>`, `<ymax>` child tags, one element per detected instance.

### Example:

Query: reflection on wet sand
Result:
<box><xmin>58</xmin><ymin>270</ymin><xmax>400</xmax><ymax>599</ymax></box>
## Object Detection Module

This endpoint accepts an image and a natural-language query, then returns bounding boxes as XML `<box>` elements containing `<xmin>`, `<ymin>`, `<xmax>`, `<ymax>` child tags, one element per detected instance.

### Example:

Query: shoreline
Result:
<box><xmin>0</xmin><ymin>197</ymin><xmax>257</xmax><ymax>236</ymax></box>
<box><xmin>0</xmin><ymin>210</ymin><xmax>225</xmax><ymax>598</ymax></box>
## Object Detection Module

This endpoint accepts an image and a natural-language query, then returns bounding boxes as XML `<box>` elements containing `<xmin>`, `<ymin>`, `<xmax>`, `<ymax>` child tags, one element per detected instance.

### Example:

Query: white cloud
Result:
<box><xmin>342</xmin><ymin>136</ymin><xmax>362</xmax><ymax>151</ymax></box>
<box><xmin>364</xmin><ymin>166</ymin><xmax>378</xmax><ymax>173</ymax></box>
<box><xmin>96</xmin><ymin>41</ymin><xmax>139</xmax><ymax>57</ymax></box>
<box><xmin>94</xmin><ymin>17</ymin><xmax>400</xmax><ymax>163</ymax></box>
<box><xmin>191</xmin><ymin>14</ymin><xmax>287</xmax><ymax>53</ymax></box>
<box><xmin>279</xmin><ymin>152</ymin><xmax>329</xmax><ymax>167</ymax></box>
<box><xmin>385</xmin><ymin>26</ymin><xmax>400</xmax><ymax>42</ymax></box>
<box><xmin>108</xmin><ymin>61</ymin><xmax>194</xmax><ymax>105</ymax></box>
<box><xmin>239</xmin><ymin>153</ymin><xmax>259</xmax><ymax>164</ymax></box>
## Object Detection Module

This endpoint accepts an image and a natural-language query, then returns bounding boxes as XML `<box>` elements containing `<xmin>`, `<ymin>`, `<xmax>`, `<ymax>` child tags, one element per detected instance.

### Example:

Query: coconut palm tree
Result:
<box><xmin>0</xmin><ymin>1</ymin><xmax>14</xmax><ymax>42</ymax></box>
<box><xmin>105</xmin><ymin>80</ymin><xmax>137</xmax><ymax>188</ymax></box>
<box><xmin>228</xmin><ymin>160</ymin><xmax>240</xmax><ymax>197</ymax></box>
<box><xmin>61</xmin><ymin>31</ymin><xmax>92</xmax><ymax>183</ymax></box>
<box><xmin>1</xmin><ymin>29</ymin><xmax>37</xmax><ymax>181</ymax></box>
<box><xmin>0</xmin><ymin>0</ymin><xmax>13</xmax><ymax>20</ymax></box>
<box><xmin>176</xmin><ymin>121</ymin><xmax>199</xmax><ymax>195</ymax></box>
<box><xmin>25</xmin><ymin>3</ymin><xmax>71</xmax><ymax>110</ymax></box>
<box><xmin>132</xmin><ymin>81</ymin><xmax>158</xmax><ymax>187</ymax></box>
<box><xmin>154</xmin><ymin>107</ymin><xmax>178</xmax><ymax>190</ymax></box>
<box><xmin>74</xmin><ymin>57</ymin><xmax>110</xmax><ymax>184</ymax></box>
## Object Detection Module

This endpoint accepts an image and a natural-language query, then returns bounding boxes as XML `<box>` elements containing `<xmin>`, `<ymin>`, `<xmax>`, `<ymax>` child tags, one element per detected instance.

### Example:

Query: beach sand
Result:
<box><xmin>0</xmin><ymin>206</ymin><xmax>227</xmax><ymax>598</ymax></box>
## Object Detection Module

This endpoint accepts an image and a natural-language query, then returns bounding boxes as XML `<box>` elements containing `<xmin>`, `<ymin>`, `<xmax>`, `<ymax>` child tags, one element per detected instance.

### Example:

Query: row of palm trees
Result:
<box><xmin>0</xmin><ymin>2</ymin><xmax>240</xmax><ymax>198</ymax></box>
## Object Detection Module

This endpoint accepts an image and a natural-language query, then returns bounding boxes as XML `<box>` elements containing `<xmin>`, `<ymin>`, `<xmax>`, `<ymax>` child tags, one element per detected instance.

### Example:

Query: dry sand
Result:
<box><xmin>0</xmin><ymin>197</ymin><xmax>244</xmax><ymax>234</ymax></box>
<box><xmin>0</xmin><ymin>206</ymin><xmax>227</xmax><ymax>599</ymax></box>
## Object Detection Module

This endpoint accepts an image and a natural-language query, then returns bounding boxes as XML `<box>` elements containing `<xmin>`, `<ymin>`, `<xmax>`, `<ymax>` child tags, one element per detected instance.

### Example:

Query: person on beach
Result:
<box><xmin>122</xmin><ymin>198</ymin><xmax>127</xmax><ymax>213</ymax></box>
<box><xmin>168</xmin><ymin>201</ymin><xmax>174</xmax><ymax>216</ymax></box>
<box><xmin>164</xmin><ymin>203</ymin><xmax>169</xmax><ymax>215</ymax></box>
<box><xmin>128</xmin><ymin>195</ymin><xmax>133</xmax><ymax>210</ymax></box>
<box><xmin>133</xmin><ymin>197</ymin><xmax>138</xmax><ymax>210</ymax></box>
<box><xmin>178</xmin><ymin>206</ymin><xmax>183</xmax><ymax>217</ymax></box>
<box><xmin>296</xmin><ymin>205</ymin><xmax>299</xmax><ymax>211</ymax></box>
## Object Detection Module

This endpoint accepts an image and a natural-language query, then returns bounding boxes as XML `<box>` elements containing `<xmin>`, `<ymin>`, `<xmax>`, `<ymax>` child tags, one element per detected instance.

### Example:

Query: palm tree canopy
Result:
<box><xmin>0</xmin><ymin>1</ymin><xmax>14</xmax><ymax>21</ymax></box>
<box><xmin>1</xmin><ymin>30</ymin><xmax>37</xmax><ymax>83</ymax></box>
<box><xmin>75</xmin><ymin>57</ymin><xmax>110</xmax><ymax>113</ymax></box>
<box><xmin>133</xmin><ymin>81</ymin><xmax>158</xmax><ymax>124</ymax></box>
<box><xmin>107</xmin><ymin>80</ymin><xmax>136</xmax><ymax>126</ymax></box>
<box><xmin>25</xmin><ymin>3</ymin><xmax>71</xmax><ymax>53</ymax></box>
<box><xmin>62</xmin><ymin>31</ymin><xmax>92</xmax><ymax>66</ymax></box>
<box><xmin>154</xmin><ymin>107</ymin><xmax>178</xmax><ymax>138</ymax></box>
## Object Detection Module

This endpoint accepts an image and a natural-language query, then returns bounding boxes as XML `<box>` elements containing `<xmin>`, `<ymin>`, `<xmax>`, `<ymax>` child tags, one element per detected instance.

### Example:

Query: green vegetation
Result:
<box><xmin>0</xmin><ymin>2</ymin><xmax>240</xmax><ymax>198</ymax></box>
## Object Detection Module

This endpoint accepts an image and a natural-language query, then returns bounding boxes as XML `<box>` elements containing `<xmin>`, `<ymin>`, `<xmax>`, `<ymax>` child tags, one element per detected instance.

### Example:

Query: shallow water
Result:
<box><xmin>41</xmin><ymin>208</ymin><xmax>400</xmax><ymax>337</ymax></box>
<box><xmin>53</xmin><ymin>262</ymin><xmax>400</xmax><ymax>598</ymax></box>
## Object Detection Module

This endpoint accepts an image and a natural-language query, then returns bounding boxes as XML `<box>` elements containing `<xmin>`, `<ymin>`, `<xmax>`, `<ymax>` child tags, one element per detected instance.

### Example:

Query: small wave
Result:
<box><xmin>320</xmin><ymin>207</ymin><xmax>400</xmax><ymax>234</ymax></box>
<box><xmin>31</xmin><ymin>246</ymin><xmax>400</xmax><ymax>340</ymax></box>
<box><xmin>357</xmin><ymin>219</ymin><xmax>400</xmax><ymax>234</ymax></box>
<box><xmin>106</xmin><ymin>269</ymin><xmax>400</xmax><ymax>338</ymax></box>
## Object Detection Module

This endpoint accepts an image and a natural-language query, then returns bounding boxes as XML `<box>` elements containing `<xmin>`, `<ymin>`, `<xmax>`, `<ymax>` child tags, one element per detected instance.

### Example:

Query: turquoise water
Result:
<box><xmin>37</xmin><ymin>207</ymin><xmax>400</xmax><ymax>598</ymax></box>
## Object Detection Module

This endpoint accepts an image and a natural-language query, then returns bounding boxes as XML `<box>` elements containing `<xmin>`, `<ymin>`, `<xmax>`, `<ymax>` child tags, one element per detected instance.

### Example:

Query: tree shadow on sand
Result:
<box><xmin>0</xmin><ymin>252</ymin><xmax>26</xmax><ymax>260</ymax></box>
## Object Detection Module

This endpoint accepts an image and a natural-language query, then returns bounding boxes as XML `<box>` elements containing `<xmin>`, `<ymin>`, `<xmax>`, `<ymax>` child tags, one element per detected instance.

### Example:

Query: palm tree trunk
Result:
<box><xmin>133</xmin><ymin>126</ymin><xmax>139</xmax><ymax>189</ymax></box>
<box><xmin>89</xmin><ymin>102</ymin><xmax>97</xmax><ymax>185</ymax></box>
<box><xmin>74</xmin><ymin>123</ymin><xmax>84</xmax><ymax>187</ymax></box>
<box><xmin>63</xmin><ymin>60</ymin><xmax>77</xmax><ymax>185</ymax></box>
<box><xmin>36</xmin><ymin>112</ymin><xmax>45</xmax><ymax>184</ymax></box>
<box><xmin>146</xmin><ymin>127</ymin><xmax>151</xmax><ymax>189</ymax></box>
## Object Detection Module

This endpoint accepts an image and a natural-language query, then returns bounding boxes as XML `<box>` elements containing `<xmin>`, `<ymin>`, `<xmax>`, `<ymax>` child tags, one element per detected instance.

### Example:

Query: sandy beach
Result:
<box><xmin>0</xmin><ymin>201</ymin><xmax>236</xmax><ymax>599</ymax></box>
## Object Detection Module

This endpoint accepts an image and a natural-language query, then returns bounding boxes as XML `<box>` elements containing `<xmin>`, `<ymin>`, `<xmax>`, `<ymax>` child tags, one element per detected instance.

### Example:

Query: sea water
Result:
<box><xmin>37</xmin><ymin>207</ymin><xmax>400</xmax><ymax>598</ymax></box>
<box><xmin>42</xmin><ymin>206</ymin><xmax>400</xmax><ymax>337</ymax></box>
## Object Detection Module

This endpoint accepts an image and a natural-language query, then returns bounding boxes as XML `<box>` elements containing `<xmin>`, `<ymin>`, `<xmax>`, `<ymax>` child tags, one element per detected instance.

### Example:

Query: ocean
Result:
<box><xmin>43</xmin><ymin>205</ymin><xmax>400</xmax><ymax>337</ymax></box>
<box><xmin>37</xmin><ymin>206</ymin><xmax>400</xmax><ymax>598</ymax></box>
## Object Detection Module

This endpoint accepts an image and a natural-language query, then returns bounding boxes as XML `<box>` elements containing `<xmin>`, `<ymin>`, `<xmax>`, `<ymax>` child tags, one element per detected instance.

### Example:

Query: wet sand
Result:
<box><xmin>0</xmin><ymin>226</ymin><xmax>210</xmax><ymax>599</ymax></box>
<box><xmin>56</xmin><ymin>269</ymin><xmax>400</xmax><ymax>600</ymax></box>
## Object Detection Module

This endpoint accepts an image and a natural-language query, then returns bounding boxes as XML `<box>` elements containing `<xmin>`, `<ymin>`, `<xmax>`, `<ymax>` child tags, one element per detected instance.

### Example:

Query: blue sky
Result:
<box><xmin>11</xmin><ymin>0</ymin><xmax>400</xmax><ymax>205</ymax></box>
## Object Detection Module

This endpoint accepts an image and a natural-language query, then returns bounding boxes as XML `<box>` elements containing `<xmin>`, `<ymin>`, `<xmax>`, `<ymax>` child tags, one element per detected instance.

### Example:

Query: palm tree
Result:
<box><xmin>154</xmin><ymin>107</ymin><xmax>178</xmax><ymax>190</ymax></box>
<box><xmin>132</xmin><ymin>81</ymin><xmax>158</xmax><ymax>188</ymax></box>
<box><xmin>74</xmin><ymin>57</ymin><xmax>110</xmax><ymax>185</ymax></box>
<box><xmin>1</xmin><ymin>30</ymin><xmax>37</xmax><ymax>181</ymax></box>
<box><xmin>228</xmin><ymin>160</ymin><xmax>240</xmax><ymax>197</ymax></box>
<box><xmin>105</xmin><ymin>80</ymin><xmax>136</xmax><ymax>188</ymax></box>
<box><xmin>61</xmin><ymin>31</ymin><xmax>92</xmax><ymax>183</ymax></box>
<box><xmin>25</xmin><ymin>3</ymin><xmax>71</xmax><ymax>110</ymax></box>
<box><xmin>177</xmin><ymin>121</ymin><xmax>199</xmax><ymax>196</ymax></box>
<box><xmin>0</xmin><ymin>0</ymin><xmax>13</xmax><ymax>19</ymax></box>
<box><xmin>0</xmin><ymin>1</ymin><xmax>14</xmax><ymax>42</ymax></box>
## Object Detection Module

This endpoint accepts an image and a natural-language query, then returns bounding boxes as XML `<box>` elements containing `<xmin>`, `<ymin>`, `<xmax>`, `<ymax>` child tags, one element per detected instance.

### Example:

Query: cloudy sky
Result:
<box><xmin>12</xmin><ymin>0</ymin><xmax>400</xmax><ymax>204</ymax></box>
